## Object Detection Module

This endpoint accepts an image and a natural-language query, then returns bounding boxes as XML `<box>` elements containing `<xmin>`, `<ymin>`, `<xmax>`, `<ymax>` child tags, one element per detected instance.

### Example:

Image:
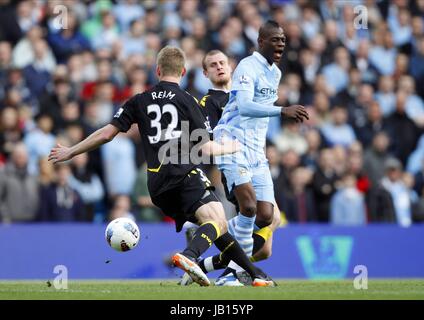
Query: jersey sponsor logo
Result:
<box><xmin>260</xmin><ymin>88</ymin><xmax>277</xmax><ymax>95</ymax></box>
<box><xmin>113</xmin><ymin>107</ymin><xmax>124</xmax><ymax>118</ymax></box>
<box><xmin>239</xmin><ymin>75</ymin><xmax>251</xmax><ymax>85</ymax></box>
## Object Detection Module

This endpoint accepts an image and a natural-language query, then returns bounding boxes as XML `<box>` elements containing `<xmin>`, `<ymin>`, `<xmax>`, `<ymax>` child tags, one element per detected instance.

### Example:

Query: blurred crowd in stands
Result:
<box><xmin>0</xmin><ymin>0</ymin><xmax>424</xmax><ymax>227</ymax></box>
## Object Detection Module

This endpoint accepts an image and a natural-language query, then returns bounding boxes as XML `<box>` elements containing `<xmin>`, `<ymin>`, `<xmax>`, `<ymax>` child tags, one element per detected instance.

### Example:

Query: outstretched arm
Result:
<box><xmin>48</xmin><ymin>124</ymin><xmax>120</xmax><ymax>164</ymax></box>
<box><xmin>236</xmin><ymin>90</ymin><xmax>309</xmax><ymax>122</ymax></box>
<box><xmin>237</xmin><ymin>90</ymin><xmax>282</xmax><ymax>117</ymax></box>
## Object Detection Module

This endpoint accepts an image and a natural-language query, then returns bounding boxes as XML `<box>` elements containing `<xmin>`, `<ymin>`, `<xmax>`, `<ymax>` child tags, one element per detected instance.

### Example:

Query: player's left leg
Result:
<box><xmin>251</xmin><ymin>201</ymin><xmax>281</xmax><ymax>262</ymax></box>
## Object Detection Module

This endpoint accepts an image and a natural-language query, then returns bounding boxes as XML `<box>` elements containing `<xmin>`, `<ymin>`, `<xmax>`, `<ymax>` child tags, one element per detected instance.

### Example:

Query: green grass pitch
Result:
<box><xmin>0</xmin><ymin>279</ymin><xmax>423</xmax><ymax>300</ymax></box>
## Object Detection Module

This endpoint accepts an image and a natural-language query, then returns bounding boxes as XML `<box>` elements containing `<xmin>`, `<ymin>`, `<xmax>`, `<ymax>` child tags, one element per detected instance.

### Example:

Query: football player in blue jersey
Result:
<box><xmin>211</xmin><ymin>20</ymin><xmax>309</xmax><ymax>285</ymax></box>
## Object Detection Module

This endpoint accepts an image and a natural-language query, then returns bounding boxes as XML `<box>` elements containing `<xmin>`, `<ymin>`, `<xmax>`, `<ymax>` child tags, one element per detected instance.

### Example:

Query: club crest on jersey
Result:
<box><xmin>114</xmin><ymin>107</ymin><xmax>124</xmax><ymax>118</ymax></box>
<box><xmin>239</xmin><ymin>167</ymin><xmax>248</xmax><ymax>176</ymax></box>
<box><xmin>239</xmin><ymin>75</ymin><xmax>251</xmax><ymax>85</ymax></box>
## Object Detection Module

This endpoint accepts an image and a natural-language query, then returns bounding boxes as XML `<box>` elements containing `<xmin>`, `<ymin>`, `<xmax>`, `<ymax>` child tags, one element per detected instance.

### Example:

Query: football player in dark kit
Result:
<box><xmin>49</xmin><ymin>46</ymin><xmax>275</xmax><ymax>287</ymax></box>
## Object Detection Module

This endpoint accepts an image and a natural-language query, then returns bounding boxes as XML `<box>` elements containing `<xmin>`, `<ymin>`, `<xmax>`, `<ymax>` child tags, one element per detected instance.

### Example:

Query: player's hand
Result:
<box><xmin>48</xmin><ymin>143</ymin><xmax>73</xmax><ymax>164</ymax></box>
<box><xmin>281</xmin><ymin>105</ymin><xmax>309</xmax><ymax>122</ymax></box>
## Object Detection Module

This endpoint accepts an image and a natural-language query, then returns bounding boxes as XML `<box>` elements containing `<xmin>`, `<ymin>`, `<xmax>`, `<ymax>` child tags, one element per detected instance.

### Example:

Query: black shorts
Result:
<box><xmin>151</xmin><ymin>168</ymin><xmax>219</xmax><ymax>232</ymax></box>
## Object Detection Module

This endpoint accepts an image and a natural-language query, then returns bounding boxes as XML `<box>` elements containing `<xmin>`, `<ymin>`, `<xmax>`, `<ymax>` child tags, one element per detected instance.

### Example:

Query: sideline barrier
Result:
<box><xmin>0</xmin><ymin>223</ymin><xmax>423</xmax><ymax>279</ymax></box>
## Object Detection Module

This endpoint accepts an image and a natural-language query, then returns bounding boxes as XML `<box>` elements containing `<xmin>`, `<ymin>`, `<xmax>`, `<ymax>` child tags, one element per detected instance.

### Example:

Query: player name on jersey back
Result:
<box><xmin>151</xmin><ymin>90</ymin><xmax>176</xmax><ymax>100</ymax></box>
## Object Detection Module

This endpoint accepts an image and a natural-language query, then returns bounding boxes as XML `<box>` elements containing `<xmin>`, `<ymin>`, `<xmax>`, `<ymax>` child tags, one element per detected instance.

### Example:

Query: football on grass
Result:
<box><xmin>105</xmin><ymin>218</ymin><xmax>140</xmax><ymax>252</ymax></box>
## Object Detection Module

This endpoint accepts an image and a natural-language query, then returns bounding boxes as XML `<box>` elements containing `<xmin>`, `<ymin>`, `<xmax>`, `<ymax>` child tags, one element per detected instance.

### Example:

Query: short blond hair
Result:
<box><xmin>202</xmin><ymin>50</ymin><xmax>225</xmax><ymax>71</ymax></box>
<box><xmin>157</xmin><ymin>46</ymin><xmax>186</xmax><ymax>77</ymax></box>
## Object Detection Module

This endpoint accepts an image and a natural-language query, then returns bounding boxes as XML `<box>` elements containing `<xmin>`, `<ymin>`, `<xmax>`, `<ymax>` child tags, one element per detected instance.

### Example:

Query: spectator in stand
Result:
<box><xmin>0</xmin><ymin>41</ymin><xmax>12</xmax><ymax>88</ymax></box>
<box><xmin>274</xmin><ymin>149</ymin><xmax>301</xmax><ymax>209</ymax></box>
<box><xmin>330</xmin><ymin>173</ymin><xmax>367</xmax><ymax>226</ymax></box>
<box><xmin>47</xmin><ymin>10</ymin><xmax>91</xmax><ymax>64</ymax></box>
<box><xmin>12</xmin><ymin>25</ymin><xmax>56</xmax><ymax>72</ymax></box>
<box><xmin>280</xmin><ymin>167</ymin><xmax>316</xmax><ymax>223</ymax></box>
<box><xmin>112</xmin><ymin>0</ymin><xmax>145</xmax><ymax>34</ymax></box>
<box><xmin>333</xmin><ymin>68</ymin><xmax>361</xmax><ymax>110</ymax></box>
<box><xmin>109</xmin><ymin>194</ymin><xmax>136</xmax><ymax>222</ymax></box>
<box><xmin>375</xmin><ymin>75</ymin><xmax>397</xmax><ymax>117</ymax></box>
<box><xmin>369</xmin><ymin>28</ymin><xmax>397</xmax><ymax>76</ymax></box>
<box><xmin>38</xmin><ymin>156</ymin><xmax>55</xmax><ymax>188</ymax></box>
<box><xmin>23</xmin><ymin>113</ymin><xmax>55</xmax><ymax>175</ymax></box>
<box><xmin>363</xmin><ymin>131</ymin><xmax>392</xmax><ymax>189</ymax></box>
<box><xmin>22</xmin><ymin>39</ymin><xmax>54</xmax><ymax>98</ymax></box>
<box><xmin>311</xmin><ymin>91</ymin><xmax>332</xmax><ymax>128</ymax></box>
<box><xmin>407</xmin><ymin>134</ymin><xmax>424</xmax><ymax>175</ymax></box>
<box><xmin>101</xmin><ymin>126</ymin><xmax>136</xmax><ymax>198</ymax></box>
<box><xmin>347</xmin><ymin>142</ymin><xmax>370</xmax><ymax>194</ymax></box>
<box><xmin>312</xmin><ymin>148</ymin><xmax>339</xmax><ymax>222</ymax></box>
<box><xmin>348</xmin><ymin>83</ymin><xmax>375</xmax><ymax>133</ymax></box>
<box><xmin>397</xmin><ymin>75</ymin><xmax>424</xmax><ymax>127</ymax></box>
<box><xmin>321</xmin><ymin>46</ymin><xmax>351</xmax><ymax>95</ymax></box>
<box><xmin>298</xmin><ymin>47</ymin><xmax>320</xmax><ymax>96</ymax></box>
<box><xmin>38</xmin><ymin>76</ymin><xmax>74</xmax><ymax>132</ymax></box>
<box><xmin>389</xmin><ymin>8</ymin><xmax>412</xmax><ymax>47</ymax></box>
<box><xmin>321</xmin><ymin>105</ymin><xmax>356</xmax><ymax>148</ymax></box>
<box><xmin>38</xmin><ymin>162</ymin><xmax>84</xmax><ymax>222</ymax></box>
<box><xmin>0</xmin><ymin>106</ymin><xmax>23</xmax><ymax>163</ymax></box>
<box><xmin>120</xmin><ymin>18</ymin><xmax>146</xmax><ymax>59</ymax></box>
<box><xmin>410</xmin><ymin>36</ymin><xmax>424</xmax><ymax>85</ymax></box>
<box><xmin>356</xmin><ymin>101</ymin><xmax>388</xmax><ymax>148</ymax></box>
<box><xmin>301</xmin><ymin>128</ymin><xmax>322</xmax><ymax>171</ymax></box>
<box><xmin>380</xmin><ymin>158</ymin><xmax>413</xmax><ymax>227</ymax></box>
<box><xmin>69</xmin><ymin>153</ymin><xmax>104</xmax><ymax>222</ymax></box>
<box><xmin>279</xmin><ymin>20</ymin><xmax>307</xmax><ymax>75</ymax></box>
<box><xmin>273</xmin><ymin>122</ymin><xmax>308</xmax><ymax>156</ymax></box>
<box><xmin>386</xmin><ymin>90</ymin><xmax>420</xmax><ymax>165</ymax></box>
<box><xmin>352</xmin><ymin>40</ymin><xmax>379</xmax><ymax>85</ymax></box>
<box><xmin>91</xmin><ymin>10</ymin><xmax>120</xmax><ymax>51</ymax></box>
<box><xmin>0</xmin><ymin>143</ymin><xmax>39</xmax><ymax>223</ymax></box>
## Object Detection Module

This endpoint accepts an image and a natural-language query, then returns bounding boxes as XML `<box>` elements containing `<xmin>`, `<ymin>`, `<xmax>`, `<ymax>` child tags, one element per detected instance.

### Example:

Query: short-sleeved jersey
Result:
<box><xmin>111</xmin><ymin>81</ymin><xmax>210</xmax><ymax>196</ymax></box>
<box><xmin>198</xmin><ymin>89</ymin><xmax>230</xmax><ymax>130</ymax></box>
<box><xmin>214</xmin><ymin>52</ymin><xmax>281</xmax><ymax>159</ymax></box>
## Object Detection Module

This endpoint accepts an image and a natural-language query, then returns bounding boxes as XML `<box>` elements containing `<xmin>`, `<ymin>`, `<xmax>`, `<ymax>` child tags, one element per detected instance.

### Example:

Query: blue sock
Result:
<box><xmin>233</xmin><ymin>213</ymin><xmax>255</xmax><ymax>257</ymax></box>
<box><xmin>228</xmin><ymin>216</ymin><xmax>237</xmax><ymax>237</ymax></box>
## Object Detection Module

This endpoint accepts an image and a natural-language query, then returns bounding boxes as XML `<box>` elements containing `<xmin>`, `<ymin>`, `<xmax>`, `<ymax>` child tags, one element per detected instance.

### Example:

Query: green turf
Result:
<box><xmin>0</xmin><ymin>280</ymin><xmax>423</xmax><ymax>300</ymax></box>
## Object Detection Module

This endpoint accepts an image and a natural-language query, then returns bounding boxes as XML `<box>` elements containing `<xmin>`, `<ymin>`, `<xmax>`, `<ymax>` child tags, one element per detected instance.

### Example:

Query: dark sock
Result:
<box><xmin>182</xmin><ymin>222</ymin><xmax>218</xmax><ymax>260</ymax></box>
<box><xmin>252</xmin><ymin>233</ymin><xmax>266</xmax><ymax>255</ymax></box>
<box><xmin>214</xmin><ymin>232</ymin><xmax>259</xmax><ymax>279</ymax></box>
<box><xmin>199</xmin><ymin>229</ymin><xmax>268</xmax><ymax>273</ymax></box>
<box><xmin>219</xmin><ymin>267</ymin><xmax>234</xmax><ymax>278</ymax></box>
<box><xmin>198</xmin><ymin>253</ymin><xmax>231</xmax><ymax>273</ymax></box>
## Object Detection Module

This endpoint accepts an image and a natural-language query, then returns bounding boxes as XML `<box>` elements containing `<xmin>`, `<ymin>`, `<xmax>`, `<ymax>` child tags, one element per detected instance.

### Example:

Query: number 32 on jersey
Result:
<box><xmin>147</xmin><ymin>103</ymin><xmax>181</xmax><ymax>144</ymax></box>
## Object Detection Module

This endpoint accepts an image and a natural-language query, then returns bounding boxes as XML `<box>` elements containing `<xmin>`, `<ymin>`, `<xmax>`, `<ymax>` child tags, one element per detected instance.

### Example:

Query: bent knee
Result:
<box><xmin>262</xmin><ymin>247</ymin><xmax>272</xmax><ymax>259</ymax></box>
<box><xmin>240</xmin><ymin>202</ymin><xmax>257</xmax><ymax>217</ymax></box>
<box><xmin>271</xmin><ymin>210</ymin><xmax>281</xmax><ymax>230</ymax></box>
<box><xmin>256</xmin><ymin>212</ymin><xmax>273</xmax><ymax>228</ymax></box>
